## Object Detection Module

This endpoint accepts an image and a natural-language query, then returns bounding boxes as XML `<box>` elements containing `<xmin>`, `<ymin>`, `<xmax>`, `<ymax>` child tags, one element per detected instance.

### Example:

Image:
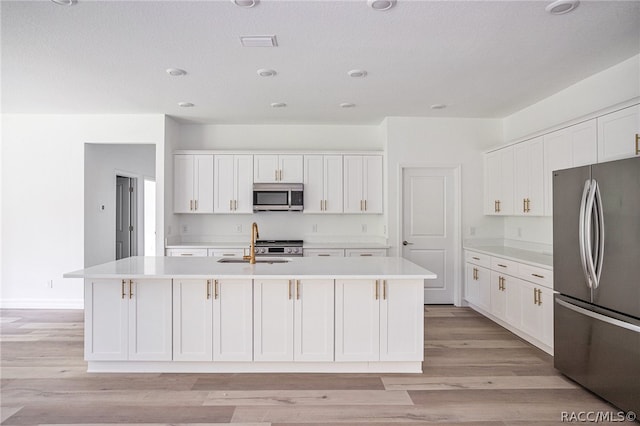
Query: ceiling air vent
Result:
<box><xmin>240</xmin><ymin>36</ymin><xmax>278</xmax><ymax>47</ymax></box>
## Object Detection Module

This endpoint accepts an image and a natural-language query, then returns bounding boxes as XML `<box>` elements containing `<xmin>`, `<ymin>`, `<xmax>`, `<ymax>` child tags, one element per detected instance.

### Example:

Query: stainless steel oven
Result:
<box><xmin>253</xmin><ymin>183</ymin><xmax>303</xmax><ymax>212</ymax></box>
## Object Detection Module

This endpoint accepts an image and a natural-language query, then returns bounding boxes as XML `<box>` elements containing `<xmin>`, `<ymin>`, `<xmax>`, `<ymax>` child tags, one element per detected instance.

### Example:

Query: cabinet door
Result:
<box><xmin>253</xmin><ymin>279</ymin><xmax>294</xmax><ymax>361</ymax></box>
<box><xmin>194</xmin><ymin>155</ymin><xmax>214</xmax><ymax>213</ymax></box>
<box><xmin>214</xmin><ymin>155</ymin><xmax>235</xmax><ymax>213</ymax></box>
<box><xmin>128</xmin><ymin>279</ymin><xmax>173</xmax><ymax>361</ymax></box>
<box><xmin>519</xmin><ymin>280</ymin><xmax>554</xmax><ymax>346</ymax></box>
<box><xmin>363</xmin><ymin>155</ymin><xmax>383</xmax><ymax>214</ymax></box>
<box><xmin>84</xmin><ymin>279</ymin><xmax>128</xmax><ymax>361</ymax></box>
<box><xmin>294</xmin><ymin>279</ymin><xmax>334</xmax><ymax>361</ymax></box>
<box><xmin>490</xmin><ymin>272</ymin><xmax>507</xmax><ymax>321</ymax></box>
<box><xmin>173</xmin><ymin>279</ymin><xmax>213</xmax><ymax>361</ymax></box>
<box><xmin>279</xmin><ymin>155</ymin><xmax>304</xmax><ymax>183</ymax></box>
<box><xmin>380</xmin><ymin>279</ymin><xmax>423</xmax><ymax>361</ymax></box>
<box><xmin>543</xmin><ymin>120</ymin><xmax>597</xmax><ymax>216</ymax></box>
<box><xmin>253</xmin><ymin>155</ymin><xmax>279</xmax><ymax>183</ymax></box>
<box><xmin>214</xmin><ymin>279</ymin><xmax>253</xmax><ymax>361</ymax></box>
<box><xmin>303</xmin><ymin>248</ymin><xmax>345</xmax><ymax>257</ymax></box>
<box><xmin>345</xmin><ymin>249</ymin><xmax>387</xmax><ymax>257</ymax></box>
<box><xmin>234</xmin><ymin>155</ymin><xmax>254</xmax><ymax>213</ymax></box>
<box><xmin>465</xmin><ymin>264</ymin><xmax>490</xmax><ymax>310</ymax></box>
<box><xmin>465</xmin><ymin>264</ymin><xmax>480</xmax><ymax>306</ymax></box>
<box><xmin>484</xmin><ymin>148</ymin><xmax>514</xmax><ymax>215</ymax></box>
<box><xmin>174</xmin><ymin>155</ymin><xmax>194</xmax><ymax>213</ymax></box>
<box><xmin>514</xmin><ymin>138</ymin><xmax>543</xmax><ymax>216</ymax></box>
<box><xmin>538</xmin><ymin>286</ymin><xmax>554</xmax><ymax>348</ymax></box>
<box><xmin>343</xmin><ymin>156</ymin><xmax>364</xmax><ymax>213</ymax></box>
<box><xmin>303</xmin><ymin>155</ymin><xmax>324</xmax><ymax>213</ymax></box>
<box><xmin>324</xmin><ymin>155</ymin><xmax>344</xmax><ymax>213</ymax></box>
<box><xmin>597</xmin><ymin>104</ymin><xmax>640</xmax><ymax>162</ymax></box>
<box><xmin>503</xmin><ymin>275</ymin><xmax>522</xmax><ymax>329</ymax></box>
<box><xmin>335</xmin><ymin>279</ymin><xmax>380</xmax><ymax>361</ymax></box>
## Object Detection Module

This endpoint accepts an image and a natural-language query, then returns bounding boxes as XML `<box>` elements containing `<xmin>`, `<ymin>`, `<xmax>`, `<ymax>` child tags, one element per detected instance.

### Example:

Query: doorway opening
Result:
<box><xmin>143</xmin><ymin>178</ymin><xmax>156</xmax><ymax>256</ymax></box>
<box><xmin>116</xmin><ymin>175</ymin><xmax>136</xmax><ymax>260</ymax></box>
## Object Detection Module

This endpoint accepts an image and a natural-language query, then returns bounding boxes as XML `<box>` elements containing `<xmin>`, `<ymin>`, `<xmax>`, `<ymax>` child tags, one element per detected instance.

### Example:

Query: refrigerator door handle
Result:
<box><xmin>578</xmin><ymin>180</ymin><xmax>592</xmax><ymax>288</ymax></box>
<box><xmin>556</xmin><ymin>298</ymin><xmax>640</xmax><ymax>334</ymax></box>
<box><xmin>593</xmin><ymin>180</ymin><xmax>605</xmax><ymax>289</ymax></box>
<box><xmin>585</xmin><ymin>179</ymin><xmax>598</xmax><ymax>289</ymax></box>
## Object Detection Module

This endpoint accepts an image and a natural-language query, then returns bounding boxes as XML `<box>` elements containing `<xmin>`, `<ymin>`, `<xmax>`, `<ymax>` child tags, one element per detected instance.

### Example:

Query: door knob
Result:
<box><xmin>403</xmin><ymin>240</ymin><xmax>413</xmax><ymax>246</ymax></box>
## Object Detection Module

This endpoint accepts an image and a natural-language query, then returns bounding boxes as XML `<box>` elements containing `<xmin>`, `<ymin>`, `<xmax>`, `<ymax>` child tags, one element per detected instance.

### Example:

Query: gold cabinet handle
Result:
<box><xmin>320</xmin><ymin>200</ymin><xmax>324</xmax><ymax>211</ymax></box>
<box><xmin>494</xmin><ymin>200</ymin><xmax>498</xmax><ymax>213</ymax></box>
<box><xmin>532</xmin><ymin>273</ymin><xmax>544</xmax><ymax>279</ymax></box>
<box><xmin>296</xmin><ymin>279</ymin><xmax>300</xmax><ymax>300</ymax></box>
<box><xmin>636</xmin><ymin>134</ymin><xmax>639</xmax><ymax>155</ymax></box>
<box><xmin>375</xmin><ymin>280</ymin><xmax>379</xmax><ymax>300</ymax></box>
<box><xmin>275</xmin><ymin>169</ymin><xmax>278</xmax><ymax>181</ymax></box>
<box><xmin>324</xmin><ymin>200</ymin><xmax>327</xmax><ymax>211</ymax></box>
<box><xmin>190</xmin><ymin>200</ymin><xmax>193</xmax><ymax>211</ymax></box>
<box><xmin>121</xmin><ymin>279</ymin><xmax>126</xmax><ymax>299</ymax></box>
<box><xmin>230</xmin><ymin>200</ymin><xmax>233</xmax><ymax>211</ymax></box>
<box><xmin>180</xmin><ymin>253</ymin><xmax>193</xmax><ymax>256</ymax></box>
<box><xmin>206</xmin><ymin>279</ymin><xmax>211</xmax><ymax>299</ymax></box>
<box><xmin>129</xmin><ymin>280</ymin><xmax>133</xmax><ymax>299</ymax></box>
<box><xmin>383</xmin><ymin>280</ymin><xmax>387</xmax><ymax>300</ymax></box>
<box><xmin>318</xmin><ymin>254</ymin><xmax>330</xmax><ymax>256</ymax></box>
<box><xmin>214</xmin><ymin>279</ymin><xmax>219</xmax><ymax>299</ymax></box>
<box><xmin>472</xmin><ymin>256</ymin><xmax>480</xmax><ymax>260</ymax></box>
<box><xmin>234</xmin><ymin>200</ymin><xmax>238</xmax><ymax>211</ymax></box>
<box><xmin>288</xmin><ymin>280</ymin><xmax>292</xmax><ymax>300</ymax></box>
<box><xmin>473</xmin><ymin>267</ymin><xmax>478</xmax><ymax>280</ymax></box>
<box><xmin>194</xmin><ymin>199</ymin><xmax>198</xmax><ymax>211</ymax></box>
<box><xmin>364</xmin><ymin>199</ymin><xmax>367</xmax><ymax>211</ymax></box>
<box><xmin>360</xmin><ymin>253</ymin><xmax>373</xmax><ymax>257</ymax></box>
<box><xmin>497</xmin><ymin>264</ymin><xmax>507</xmax><ymax>268</ymax></box>
<box><xmin>496</xmin><ymin>200</ymin><xmax>501</xmax><ymax>213</ymax></box>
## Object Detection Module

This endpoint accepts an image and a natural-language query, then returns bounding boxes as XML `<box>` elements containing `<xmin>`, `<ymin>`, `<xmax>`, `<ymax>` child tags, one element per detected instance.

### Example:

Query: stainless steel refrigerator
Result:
<box><xmin>553</xmin><ymin>156</ymin><xmax>640</xmax><ymax>414</ymax></box>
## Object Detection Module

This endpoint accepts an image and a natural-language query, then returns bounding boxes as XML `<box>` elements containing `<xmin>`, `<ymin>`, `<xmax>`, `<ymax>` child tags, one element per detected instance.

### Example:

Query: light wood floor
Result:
<box><xmin>1</xmin><ymin>306</ymin><xmax>618</xmax><ymax>425</ymax></box>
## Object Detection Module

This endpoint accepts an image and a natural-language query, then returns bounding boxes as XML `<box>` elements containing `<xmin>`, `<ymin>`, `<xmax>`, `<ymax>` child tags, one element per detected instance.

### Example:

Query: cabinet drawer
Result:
<box><xmin>304</xmin><ymin>249</ymin><xmax>345</xmax><ymax>257</ymax></box>
<box><xmin>518</xmin><ymin>263</ymin><xmax>553</xmax><ymax>288</ymax></box>
<box><xmin>208</xmin><ymin>249</ymin><xmax>245</xmax><ymax>258</ymax></box>
<box><xmin>345</xmin><ymin>249</ymin><xmax>387</xmax><ymax>257</ymax></box>
<box><xmin>490</xmin><ymin>257</ymin><xmax>519</xmax><ymax>276</ymax></box>
<box><xmin>465</xmin><ymin>251</ymin><xmax>491</xmax><ymax>268</ymax></box>
<box><xmin>166</xmin><ymin>248</ymin><xmax>208</xmax><ymax>257</ymax></box>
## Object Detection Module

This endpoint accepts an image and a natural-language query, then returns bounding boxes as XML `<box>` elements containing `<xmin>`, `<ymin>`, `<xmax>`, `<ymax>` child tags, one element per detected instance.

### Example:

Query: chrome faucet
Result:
<box><xmin>243</xmin><ymin>222</ymin><xmax>260</xmax><ymax>264</ymax></box>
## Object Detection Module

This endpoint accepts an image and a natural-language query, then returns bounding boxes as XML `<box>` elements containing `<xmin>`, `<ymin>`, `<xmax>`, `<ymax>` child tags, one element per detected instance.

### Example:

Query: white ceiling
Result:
<box><xmin>2</xmin><ymin>0</ymin><xmax>639</xmax><ymax>125</ymax></box>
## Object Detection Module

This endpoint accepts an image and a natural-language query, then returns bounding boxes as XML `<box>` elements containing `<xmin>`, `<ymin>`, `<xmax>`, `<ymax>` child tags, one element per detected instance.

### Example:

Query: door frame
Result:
<box><xmin>115</xmin><ymin>170</ymin><xmax>141</xmax><ymax>258</ymax></box>
<box><xmin>397</xmin><ymin>164</ymin><xmax>462</xmax><ymax>306</ymax></box>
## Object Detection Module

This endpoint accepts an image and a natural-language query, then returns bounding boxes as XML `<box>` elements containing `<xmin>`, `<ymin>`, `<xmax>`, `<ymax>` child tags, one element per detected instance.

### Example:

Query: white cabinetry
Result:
<box><xmin>253</xmin><ymin>279</ymin><xmax>334</xmax><ymax>362</ymax></box>
<box><xmin>208</xmin><ymin>248</ymin><xmax>245</xmax><ymax>258</ymax></box>
<box><xmin>345</xmin><ymin>248</ymin><xmax>387</xmax><ymax>257</ymax></box>
<box><xmin>254</xmin><ymin>154</ymin><xmax>303</xmax><ymax>183</ymax></box>
<box><xmin>303</xmin><ymin>248</ymin><xmax>345</xmax><ymax>257</ymax></box>
<box><xmin>343</xmin><ymin>155</ymin><xmax>383</xmax><ymax>214</ymax></box>
<box><xmin>173</xmin><ymin>278</ymin><xmax>253</xmax><ymax>362</ymax></box>
<box><xmin>597</xmin><ymin>104</ymin><xmax>640</xmax><ymax>162</ymax></box>
<box><xmin>513</xmin><ymin>137</ymin><xmax>544</xmax><ymax>216</ymax></box>
<box><xmin>214</xmin><ymin>155</ymin><xmax>253</xmax><ymax>213</ymax></box>
<box><xmin>484</xmin><ymin>147</ymin><xmax>514</xmax><ymax>215</ymax></box>
<box><xmin>174</xmin><ymin>154</ymin><xmax>214</xmax><ymax>213</ymax></box>
<box><xmin>166</xmin><ymin>248</ymin><xmax>208</xmax><ymax>257</ymax></box>
<box><xmin>335</xmin><ymin>279</ymin><xmax>423</xmax><ymax>362</ymax></box>
<box><xmin>303</xmin><ymin>155</ymin><xmax>343</xmax><ymax>213</ymax></box>
<box><xmin>543</xmin><ymin>120</ymin><xmax>597</xmax><ymax>216</ymax></box>
<box><xmin>465</xmin><ymin>249</ymin><xmax>555</xmax><ymax>353</ymax></box>
<box><xmin>85</xmin><ymin>279</ymin><xmax>172</xmax><ymax>361</ymax></box>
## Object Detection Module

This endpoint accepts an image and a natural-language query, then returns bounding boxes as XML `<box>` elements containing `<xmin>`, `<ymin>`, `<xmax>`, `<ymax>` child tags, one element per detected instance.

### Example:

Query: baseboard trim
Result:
<box><xmin>0</xmin><ymin>299</ymin><xmax>84</xmax><ymax>309</ymax></box>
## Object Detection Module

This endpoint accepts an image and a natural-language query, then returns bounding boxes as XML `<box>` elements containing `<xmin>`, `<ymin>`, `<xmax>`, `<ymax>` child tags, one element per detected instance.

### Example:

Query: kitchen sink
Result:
<box><xmin>217</xmin><ymin>257</ymin><xmax>290</xmax><ymax>264</ymax></box>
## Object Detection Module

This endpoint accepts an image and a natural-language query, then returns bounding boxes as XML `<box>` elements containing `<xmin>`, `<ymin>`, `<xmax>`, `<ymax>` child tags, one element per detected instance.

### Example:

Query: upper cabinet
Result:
<box><xmin>484</xmin><ymin>147</ymin><xmax>514</xmax><ymax>215</ymax></box>
<box><xmin>543</xmin><ymin>119</ymin><xmax>597</xmax><ymax>216</ymax></box>
<box><xmin>597</xmin><ymin>104</ymin><xmax>640</xmax><ymax>163</ymax></box>
<box><xmin>174</xmin><ymin>154</ymin><xmax>214</xmax><ymax>213</ymax></box>
<box><xmin>254</xmin><ymin>154</ymin><xmax>304</xmax><ymax>183</ymax></box>
<box><xmin>303</xmin><ymin>155</ymin><xmax>343</xmax><ymax>214</ymax></box>
<box><xmin>513</xmin><ymin>137</ymin><xmax>544</xmax><ymax>216</ymax></box>
<box><xmin>214</xmin><ymin>155</ymin><xmax>253</xmax><ymax>214</ymax></box>
<box><xmin>343</xmin><ymin>155</ymin><xmax>383</xmax><ymax>214</ymax></box>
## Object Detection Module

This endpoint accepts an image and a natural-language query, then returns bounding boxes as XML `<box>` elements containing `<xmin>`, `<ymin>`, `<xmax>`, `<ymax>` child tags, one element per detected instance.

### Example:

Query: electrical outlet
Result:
<box><xmin>470</xmin><ymin>226</ymin><xmax>476</xmax><ymax>236</ymax></box>
<box><xmin>517</xmin><ymin>227</ymin><xmax>522</xmax><ymax>238</ymax></box>
<box><xmin>236</xmin><ymin>224</ymin><xmax>242</xmax><ymax>233</ymax></box>
<box><xmin>182</xmin><ymin>225</ymin><xmax>188</xmax><ymax>233</ymax></box>
<box><xmin>46</xmin><ymin>280</ymin><xmax>53</xmax><ymax>289</ymax></box>
<box><xmin>312</xmin><ymin>224</ymin><xmax>317</xmax><ymax>233</ymax></box>
<box><xmin>361</xmin><ymin>224</ymin><xmax>367</xmax><ymax>233</ymax></box>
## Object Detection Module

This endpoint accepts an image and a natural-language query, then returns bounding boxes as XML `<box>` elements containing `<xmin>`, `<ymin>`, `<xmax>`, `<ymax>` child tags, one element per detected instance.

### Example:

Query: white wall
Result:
<box><xmin>0</xmin><ymin>114</ymin><xmax>165</xmax><ymax>309</ymax></box>
<box><xmin>385</xmin><ymin>117</ymin><xmax>504</xmax><ymax>257</ymax></box>
<box><xmin>170</xmin><ymin>123</ymin><xmax>387</xmax><ymax>244</ymax></box>
<box><xmin>503</xmin><ymin>54</ymin><xmax>640</xmax><ymax>142</ymax></box>
<box><xmin>84</xmin><ymin>144</ymin><xmax>155</xmax><ymax>267</ymax></box>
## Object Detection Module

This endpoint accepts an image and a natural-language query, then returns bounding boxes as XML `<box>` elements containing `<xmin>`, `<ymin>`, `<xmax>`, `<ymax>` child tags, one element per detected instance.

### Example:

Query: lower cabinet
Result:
<box><xmin>253</xmin><ymin>278</ymin><xmax>334</xmax><ymax>362</ymax></box>
<box><xmin>85</xmin><ymin>279</ymin><xmax>172</xmax><ymax>361</ymax></box>
<box><xmin>335</xmin><ymin>279</ymin><xmax>423</xmax><ymax>362</ymax></box>
<box><xmin>490</xmin><ymin>271</ymin><xmax>521</xmax><ymax>328</ymax></box>
<box><xmin>465</xmin><ymin>264</ymin><xmax>491</xmax><ymax>311</ymax></box>
<box><xmin>519</xmin><ymin>280</ymin><xmax>554</xmax><ymax>348</ymax></box>
<box><xmin>173</xmin><ymin>278</ymin><xmax>253</xmax><ymax>361</ymax></box>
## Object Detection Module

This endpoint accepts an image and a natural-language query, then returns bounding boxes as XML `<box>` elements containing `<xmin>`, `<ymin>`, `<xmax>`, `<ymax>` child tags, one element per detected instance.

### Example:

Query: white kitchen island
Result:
<box><xmin>65</xmin><ymin>256</ymin><xmax>436</xmax><ymax>373</ymax></box>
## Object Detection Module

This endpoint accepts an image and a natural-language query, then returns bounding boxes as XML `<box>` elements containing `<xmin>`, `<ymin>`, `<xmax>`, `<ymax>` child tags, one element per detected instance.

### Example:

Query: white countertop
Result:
<box><xmin>464</xmin><ymin>245</ymin><xmax>553</xmax><ymax>269</ymax></box>
<box><xmin>64</xmin><ymin>256</ymin><xmax>436</xmax><ymax>280</ymax></box>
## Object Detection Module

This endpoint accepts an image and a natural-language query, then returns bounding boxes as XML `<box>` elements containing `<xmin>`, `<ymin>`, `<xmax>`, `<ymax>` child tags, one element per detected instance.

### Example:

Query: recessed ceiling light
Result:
<box><xmin>166</xmin><ymin>68</ymin><xmax>187</xmax><ymax>77</ymax></box>
<box><xmin>178</xmin><ymin>102</ymin><xmax>194</xmax><ymax>108</ymax></box>
<box><xmin>271</xmin><ymin>102</ymin><xmax>287</xmax><ymax>108</ymax></box>
<box><xmin>240</xmin><ymin>36</ymin><xmax>278</xmax><ymax>47</ymax></box>
<box><xmin>50</xmin><ymin>0</ymin><xmax>77</xmax><ymax>5</ymax></box>
<box><xmin>348</xmin><ymin>69</ymin><xmax>367</xmax><ymax>78</ymax></box>
<box><xmin>231</xmin><ymin>0</ymin><xmax>259</xmax><ymax>7</ymax></box>
<box><xmin>367</xmin><ymin>0</ymin><xmax>396</xmax><ymax>11</ymax></box>
<box><xmin>340</xmin><ymin>103</ymin><xmax>356</xmax><ymax>108</ymax></box>
<box><xmin>545</xmin><ymin>0</ymin><xmax>579</xmax><ymax>15</ymax></box>
<box><xmin>257</xmin><ymin>68</ymin><xmax>277</xmax><ymax>77</ymax></box>
<box><xmin>431</xmin><ymin>104</ymin><xmax>447</xmax><ymax>110</ymax></box>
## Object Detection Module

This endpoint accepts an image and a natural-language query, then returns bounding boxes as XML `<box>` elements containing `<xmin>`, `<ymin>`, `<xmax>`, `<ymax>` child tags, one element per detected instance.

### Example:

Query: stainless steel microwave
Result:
<box><xmin>253</xmin><ymin>183</ymin><xmax>304</xmax><ymax>212</ymax></box>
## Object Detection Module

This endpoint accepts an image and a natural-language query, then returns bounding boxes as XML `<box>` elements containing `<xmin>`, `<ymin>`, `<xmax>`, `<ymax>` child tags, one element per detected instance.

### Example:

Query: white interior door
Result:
<box><xmin>402</xmin><ymin>167</ymin><xmax>457</xmax><ymax>304</ymax></box>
